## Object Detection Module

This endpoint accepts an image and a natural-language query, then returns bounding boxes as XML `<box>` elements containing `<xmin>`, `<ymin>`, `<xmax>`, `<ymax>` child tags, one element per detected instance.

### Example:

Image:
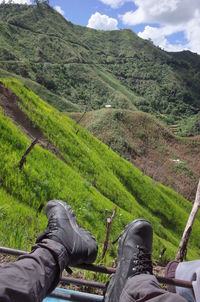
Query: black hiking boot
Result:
<box><xmin>104</xmin><ymin>219</ymin><xmax>153</xmax><ymax>302</ymax></box>
<box><xmin>36</xmin><ymin>200</ymin><xmax>98</xmax><ymax>265</ymax></box>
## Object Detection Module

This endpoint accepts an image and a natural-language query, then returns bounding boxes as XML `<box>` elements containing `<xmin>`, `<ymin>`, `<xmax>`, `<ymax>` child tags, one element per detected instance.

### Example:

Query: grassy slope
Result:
<box><xmin>0</xmin><ymin>188</ymin><xmax>46</xmax><ymax>250</ymax></box>
<box><xmin>0</xmin><ymin>4</ymin><xmax>200</xmax><ymax>134</ymax></box>
<box><xmin>69</xmin><ymin>109</ymin><xmax>200</xmax><ymax>201</ymax></box>
<box><xmin>1</xmin><ymin>78</ymin><xmax>200</xmax><ymax>264</ymax></box>
<box><xmin>93</xmin><ymin>66</ymin><xmax>139</xmax><ymax>109</ymax></box>
<box><xmin>0</xmin><ymin>68</ymin><xmax>80</xmax><ymax>112</ymax></box>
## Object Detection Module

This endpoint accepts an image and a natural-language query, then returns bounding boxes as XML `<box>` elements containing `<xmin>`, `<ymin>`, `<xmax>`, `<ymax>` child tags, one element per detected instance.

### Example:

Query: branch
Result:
<box><xmin>101</xmin><ymin>206</ymin><xmax>117</xmax><ymax>261</ymax></box>
<box><xmin>159</xmin><ymin>247</ymin><xmax>167</xmax><ymax>261</ymax></box>
<box><xmin>18</xmin><ymin>138</ymin><xmax>38</xmax><ymax>170</ymax></box>
<box><xmin>176</xmin><ymin>179</ymin><xmax>200</xmax><ymax>262</ymax></box>
<box><xmin>75</xmin><ymin>106</ymin><xmax>88</xmax><ymax>135</ymax></box>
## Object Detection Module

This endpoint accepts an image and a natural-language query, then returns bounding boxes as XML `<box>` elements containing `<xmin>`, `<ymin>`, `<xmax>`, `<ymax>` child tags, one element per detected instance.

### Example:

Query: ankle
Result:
<box><xmin>34</xmin><ymin>238</ymin><xmax>69</xmax><ymax>270</ymax></box>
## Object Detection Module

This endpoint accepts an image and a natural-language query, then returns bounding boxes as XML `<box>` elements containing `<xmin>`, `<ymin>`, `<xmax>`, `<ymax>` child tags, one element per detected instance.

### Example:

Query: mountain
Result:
<box><xmin>69</xmin><ymin>109</ymin><xmax>200</xmax><ymax>201</ymax></box>
<box><xmin>0</xmin><ymin>3</ymin><xmax>200</xmax><ymax>135</ymax></box>
<box><xmin>0</xmin><ymin>3</ymin><xmax>200</xmax><ymax>266</ymax></box>
<box><xmin>1</xmin><ymin>78</ymin><xmax>200</xmax><ymax>263</ymax></box>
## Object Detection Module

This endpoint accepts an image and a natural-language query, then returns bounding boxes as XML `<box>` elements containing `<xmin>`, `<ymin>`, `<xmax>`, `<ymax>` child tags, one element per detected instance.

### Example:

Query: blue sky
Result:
<box><xmin>49</xmin><ymin>0</ymin><xmax>200</xmax><ymax>54</ymax></box>
<box><xmin>49</xmin><ymin>0</ymin><xmax>161</xmax><ymax>34</ymax></box>
<box><xmin>6</xmin><ymin>0</ymin><xmax>200</xmax><ymax>54</ymax></box>
<box><xmin>50</xmin><ymin>0</ymin><xmax>138</xmax><ymax>29</ymax></box>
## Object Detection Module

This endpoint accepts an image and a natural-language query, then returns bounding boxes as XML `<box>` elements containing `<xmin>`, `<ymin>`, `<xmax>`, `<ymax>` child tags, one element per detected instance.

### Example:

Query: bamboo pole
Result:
<box><xmin>176</xmin><ymin>179</ymin><xmax>200</xmax><ymax>262</ymax></box>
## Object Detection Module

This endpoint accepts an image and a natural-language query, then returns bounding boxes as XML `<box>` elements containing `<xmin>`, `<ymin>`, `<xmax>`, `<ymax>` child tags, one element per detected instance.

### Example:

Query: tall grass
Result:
<box><xmin>0</xmin><ymin>78</ymin><xmax>200</xmax><ymax>264</ymax></box>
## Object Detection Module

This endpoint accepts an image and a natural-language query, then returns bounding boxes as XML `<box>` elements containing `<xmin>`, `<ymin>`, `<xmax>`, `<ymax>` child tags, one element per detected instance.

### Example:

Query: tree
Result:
<box><xmin>34</xmin><ymin>0</ymin><xmax>49</xmax><ymax>5</ymax></box>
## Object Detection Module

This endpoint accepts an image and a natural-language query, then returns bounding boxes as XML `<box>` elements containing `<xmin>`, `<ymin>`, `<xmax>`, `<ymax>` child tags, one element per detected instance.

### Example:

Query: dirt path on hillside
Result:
<box><xmin>0</xmin><ymin>83</ymin><xmax>67</xmax><ymax>163</ymax></box>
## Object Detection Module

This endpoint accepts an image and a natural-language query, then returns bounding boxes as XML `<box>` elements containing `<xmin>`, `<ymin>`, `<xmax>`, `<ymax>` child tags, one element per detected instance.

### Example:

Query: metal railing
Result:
<box><xmin>0</xmin><ymin>246</ymin><xmax>192</xmax><ymax>290</ymax></box>
<box><xmin>49</xmin><ymin>289</ymin><xmax>104</xmax><ymax>301</ymax></box>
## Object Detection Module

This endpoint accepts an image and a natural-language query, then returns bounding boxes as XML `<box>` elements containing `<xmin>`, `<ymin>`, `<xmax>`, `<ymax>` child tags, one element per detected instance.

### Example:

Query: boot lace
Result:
<box><xmin>130</xmin><ymin>245</ymin><xmax>152</xmax><ymax>276</ymax></box>
<box><xmin>47</xmin><ymin>215</ymin><xmax>58</xmax><ymax>231</ymax></box>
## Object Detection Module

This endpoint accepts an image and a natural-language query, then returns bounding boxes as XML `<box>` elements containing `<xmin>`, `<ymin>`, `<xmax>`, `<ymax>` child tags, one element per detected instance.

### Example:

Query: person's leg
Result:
<box><xmin>0</xmin><ymin>200</ymin><xmax>98</xmax><ymax>302</ymax></box>
<box><xmin>105</xmin><ymin>219</ymin><xmax>187</xmax><ymax>302</ymax></box>
<box><xmin>0</xmin><ymin>239</ymin><xmax>68</xmax><ymax>302</ymax></box>
<box><xmin>120</xmin><ymin>274</ymin><xmax>187</xmax><ymax>302</ymax></box>
<box><xmin>165</xmin><ymin>260</ymin><xmax>199</xmax><ymax>302</ymax></box>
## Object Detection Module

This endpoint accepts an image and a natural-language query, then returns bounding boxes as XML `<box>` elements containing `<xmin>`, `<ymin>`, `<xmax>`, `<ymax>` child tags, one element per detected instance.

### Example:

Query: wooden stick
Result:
<box><xmin>176</xmin><ymin>179</ymin><xmax>200</xmax><ymax>262</ymax></box>
<box><xmin>101</xmin><ymin>206</ymin><xmax>117</xmax><ymax>260</ymax></box>
<box><xmin>75</xmin><ymin>106</ymin><xmax>88</xmax><ymax>135</ymax></box>
<box><xmin>18</xmin><ymin>138</ymin><xmax>38</xmax><ymax>170</ymax></box>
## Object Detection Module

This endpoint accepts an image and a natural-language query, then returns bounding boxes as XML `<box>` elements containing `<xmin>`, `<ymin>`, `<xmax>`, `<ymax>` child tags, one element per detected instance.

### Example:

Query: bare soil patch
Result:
<box><xmin>0</xmin><ymin>83</ymin><xmax>67</xmax><ymax>163</ymax></box>
<box><xmin>70</xmin><ymin>110</ymin><xmax>200</xmax><ymax>201</ymax></box>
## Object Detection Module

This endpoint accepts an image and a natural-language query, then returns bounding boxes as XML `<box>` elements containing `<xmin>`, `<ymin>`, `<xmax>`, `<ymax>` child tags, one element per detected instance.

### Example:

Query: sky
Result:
<box><xmin>2</xmin><ymin>0</ymin><xmax>200</xmax><ymax>54</ymax></box>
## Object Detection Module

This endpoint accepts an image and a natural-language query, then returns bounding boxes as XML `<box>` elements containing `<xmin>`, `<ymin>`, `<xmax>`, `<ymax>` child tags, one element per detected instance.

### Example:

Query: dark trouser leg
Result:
<box><xmin>120</xmin><ymin>274</ymin><xmax>187</xmax><ymax>302</ymax></box>
<box><xmin>0</xmin><ymin>239</ymin><xmax>68</xmax><ymax>302</ymax></box>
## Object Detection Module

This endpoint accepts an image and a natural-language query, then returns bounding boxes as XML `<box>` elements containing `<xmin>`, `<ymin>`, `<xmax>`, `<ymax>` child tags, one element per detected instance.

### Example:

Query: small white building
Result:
<box><xmin>172</xmin><ymin>159</ymin><xmax>183</xmax><ymax>164</ymax></box>
<box><xmin>105</xmin><ymin>104</ymin><xmax>112</xmax><ymax>108</ymax></box>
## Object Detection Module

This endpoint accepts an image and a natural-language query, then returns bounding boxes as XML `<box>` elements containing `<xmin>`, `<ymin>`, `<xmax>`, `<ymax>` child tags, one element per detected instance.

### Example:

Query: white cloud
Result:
<box><xmin>121</xmin><ymin>0</ymin><xmax>200</xmax><ymax>25</ymax></box>
<box><xmin>87</xmin><ymin>12</ymin><xmax>118</xmax><ymax>30</ymax></box>
<box><xmin>99</xmin><ymin>0</ymin><xmax>131</xmax><ymax>9</ymax></box>
<box><xmin>138</xmin><ymin>25</ymin><xmax>187</xmax><ymax>52</ymax></box>
<box><xmin>0</xmin><ymin>0</ymin><xmax>31</xmax><ymax>3</ymax></box>
<box><xmin>185</xmin><ymin>11</ymin><xmax>200</xmax><ymax>54</ymax></box>
<box><xmin>121</xmin><ymin>0</ymin><xmax>200</xmax><ymax>53</ymax></box>
<box><xmin>54</xmin><ymin>5</ymin><xmax>65</xmax><ymax>16</ymax></box>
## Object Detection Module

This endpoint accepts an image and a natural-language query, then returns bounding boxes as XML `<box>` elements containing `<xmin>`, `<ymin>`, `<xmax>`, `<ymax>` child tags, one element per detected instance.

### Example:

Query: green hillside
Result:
<box><xmin>69</xmin><ymin>109</ymin><xmax>200</xmax><ymax>201</ymax></box>
<box><xmin>0</xmin><ymin>3</ymin><xmax>200</xmax><ymax>135</ymax></box>
<box><xmin>1</xmin><ymin>78</ymin><xmax>200</xmax><ymax>265</ymax></box>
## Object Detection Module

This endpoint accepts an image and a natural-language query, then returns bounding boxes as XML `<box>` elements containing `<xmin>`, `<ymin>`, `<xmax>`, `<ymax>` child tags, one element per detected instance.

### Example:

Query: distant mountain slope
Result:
<box><xmin>0</xmin><ymin>3</ymin><xmax>200</xmax><ymax>135</ymax></box>
<box><xmin>69</xmin><ymin>109</ymin><xmax>200</xmax><ymax>201</ymax></box>
<box><xmin>0</xmin><ymin>68</ymin><xmax>80</xmax><ymax>112</ymax></box>
<box><xmin>1</xmin><ymin>78</ymin><xmax>200</xmax><ymax>263</ymax></box>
